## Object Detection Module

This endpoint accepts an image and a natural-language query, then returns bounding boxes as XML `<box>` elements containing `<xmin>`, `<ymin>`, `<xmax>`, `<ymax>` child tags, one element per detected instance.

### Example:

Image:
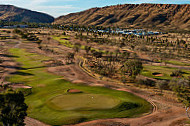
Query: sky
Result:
<box><xmin>0</xmin><ymin>0</ymin><xmax>189</xmax><ymax>17</ymax></box>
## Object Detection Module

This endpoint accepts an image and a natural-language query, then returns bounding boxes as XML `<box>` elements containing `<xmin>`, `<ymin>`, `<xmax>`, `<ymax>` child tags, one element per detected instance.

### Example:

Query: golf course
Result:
<box><xmin>8</xmin><ymin>48</ymin><xmax>151</xmax><ymax>125</ymax></box>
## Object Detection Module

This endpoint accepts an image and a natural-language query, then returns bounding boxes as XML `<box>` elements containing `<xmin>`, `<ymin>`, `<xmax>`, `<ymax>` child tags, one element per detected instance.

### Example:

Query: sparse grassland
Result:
<box><xmin>8</xmin><ymin>48</ymin><xmax>151</xmax><ymax>125</ymax></box>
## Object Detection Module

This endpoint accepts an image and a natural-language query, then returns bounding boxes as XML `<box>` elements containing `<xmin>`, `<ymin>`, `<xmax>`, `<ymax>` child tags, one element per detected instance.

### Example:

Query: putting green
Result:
<box><xmin>47</xmin><ymin>94</ymin><xmax>120</xmax><ymax>111</ymax></box>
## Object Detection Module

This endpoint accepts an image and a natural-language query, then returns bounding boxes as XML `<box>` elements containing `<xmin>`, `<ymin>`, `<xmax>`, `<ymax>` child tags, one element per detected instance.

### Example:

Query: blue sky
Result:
<box><xmin>0</xmin><ymin>0</ymin><xmax>189</xmax><ymax>17</ymax></box>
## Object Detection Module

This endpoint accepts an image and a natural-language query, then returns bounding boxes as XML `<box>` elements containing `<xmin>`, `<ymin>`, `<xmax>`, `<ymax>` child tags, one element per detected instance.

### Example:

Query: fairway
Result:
<box><xmin>47</xmin><ymin>94</ymin><xmax>120</xmax><ymax>111</ymax></box>
<box><xmin>142</xmin><ymin>65</ymin><xmax>190</xmax><ymax>80</ymax></box>
<box><xmin>8</xmin><ymin>48</ymin><xmax>151</xmax><ymax>125</ymax></box>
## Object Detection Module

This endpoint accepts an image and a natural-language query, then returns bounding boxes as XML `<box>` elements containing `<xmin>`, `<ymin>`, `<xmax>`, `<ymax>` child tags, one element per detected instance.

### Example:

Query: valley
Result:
<box><xmin>0</xmin><ymin>27</ymin><xmax>189</xmax><ymax>125</ymax></box>
<box><xmin>0</xmin><ymin>2</ymin><xmax>189</xmax><ymax>126</ymax></box>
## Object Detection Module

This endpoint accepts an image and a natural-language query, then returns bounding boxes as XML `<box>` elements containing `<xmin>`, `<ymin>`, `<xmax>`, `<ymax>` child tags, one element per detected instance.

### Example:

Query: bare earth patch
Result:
<box><xmin>154</xmin><ymin>74</ymin><xmax>164</xmax><ymax>77</ymax></box>
<box><xmin>10</xmin><ymin>84</ymin><xmax>32</xmax><ymax>89</ymax></box>
<box><xmin>67</xmin><ymin>89</ymin><xmax>82</xmax><ymax>93</ymax></box>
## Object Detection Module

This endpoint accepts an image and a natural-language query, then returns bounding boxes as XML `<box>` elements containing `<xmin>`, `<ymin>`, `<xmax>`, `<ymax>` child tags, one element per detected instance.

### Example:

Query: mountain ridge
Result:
<box><xmin>54</xmin><ymin>3</ymin><xmax>190</xmax><ymax>31</ymax></box>
<box><xmin>0</xmin><ymin>5</ymin><xmax>54</xmax><ymax>23</ymax></box>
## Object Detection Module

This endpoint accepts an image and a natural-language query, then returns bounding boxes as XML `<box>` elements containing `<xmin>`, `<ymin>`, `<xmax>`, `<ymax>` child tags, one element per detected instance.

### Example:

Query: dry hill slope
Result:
<box><xmin>0</xmin><ymin>5</ymin><xmax>54</xmax><ymax>23</ymax></box>
<box><xmin>54</xmin><ymin>3</ymin><xmax>190</xmax><ymax>31</ymax></box>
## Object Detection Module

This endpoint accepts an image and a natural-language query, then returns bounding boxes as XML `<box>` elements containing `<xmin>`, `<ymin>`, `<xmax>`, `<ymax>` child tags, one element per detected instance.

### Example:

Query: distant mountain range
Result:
<box><xmin>0</xmin><ymin>4</ymin><xmax>189</xmax><ymax>31</ymax></box>
<box><xmin>0</xmin><ymin>5</ymin><xmax>54</xmax><ymax>23</ymax></box>
<box><xmin>54</xmin><ymin>4</ymin><xmax>190</xmax><ymax>31</ymax></box>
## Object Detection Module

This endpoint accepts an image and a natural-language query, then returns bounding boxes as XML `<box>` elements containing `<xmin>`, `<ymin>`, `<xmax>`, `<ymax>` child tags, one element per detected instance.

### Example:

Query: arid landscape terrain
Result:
<box><xmin>0</xmin><ymin>2</ymin><xmax>190</xmax><ymax>126</ymax></box>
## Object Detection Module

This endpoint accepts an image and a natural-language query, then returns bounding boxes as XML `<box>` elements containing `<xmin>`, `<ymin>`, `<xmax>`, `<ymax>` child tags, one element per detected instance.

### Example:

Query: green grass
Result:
<box><xmin>141</xmin><ymin>65</ymin><xmax>190</xmax><ymax>80</ymax></box>
<box><xmin>185</xmin><ymin>119</ymin><xmax>190</xmax><ymax>124</ymax></box>
<box><xmin>166</xmin><ymin>60</ymin><xmax>190</xmax><ymax>66</ymax></box>
<box><xmin>52</xmin><ymin>36</ymin><xmax>73</xmax><ymax>48</ymax></box>
<box><xmin>52</xmin><ymin>35</ymin><xmax>106</xmax><ymax>54</ymax></box>
<box><xmin>47</xmin><ymin>94</ymin><xmax>120</xmax><ymax>111</ymax></box>
<box><xmin>8</xmin><ymin>48</ymin><xmax>151</xmax><ymax>125</ymax></box>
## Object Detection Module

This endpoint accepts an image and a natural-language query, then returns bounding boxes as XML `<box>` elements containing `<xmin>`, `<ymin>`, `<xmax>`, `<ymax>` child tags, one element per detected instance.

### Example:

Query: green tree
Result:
<box><xmin>0</xmin><ymin>90</ymin><xmax>28</xmax><ymax>126</ymax></box>
<box><xmin>169</xmin><ymin>78</ymin><xmax>190</xmax><ymax>118</ymax></box>
<box><xmin>84</xmin><ymin>46</ymin><xmax>91</xmax><ymax>55</ymax></box>
<box><xmin>114</xmin><ymin>49</ymin><xmax>120</xmax><ymax>61</ymax></box>
<box><xmin>156</xmin><ymin>80</ymin><xmax>168</xmax><ymax>94</ymax></box>
<box><xmin>169</xmin><ymin>78</ymin><xmax>189</xmax><ymax>96</ymax></box>
<box><xmin>47</xmin><ymin>37</ymin><xmax>51</xmax><ymax>44</ymax></box>
<box><xmin>66</xmin><ymin>52</ymin><xmax>75</xmax><ymax>64</ymax></box>
<box><xmin>170</xmin><ymin>69</ymin><xmax>183</xmax><ymax>77</ymax></box>
<box><xmin>121</xmin><ymin>52</ymin><xmax>130</xmax><ymax>62</ymax></box>
<box><xmin>62</xmin><ymin>31</ymin><xmax>66</xmax><ymax>35</ymax></box>
<box><xmin>73</xmin><ymin>43</ymin><xmax>81</xmax><ymax>53</ymax></box>
<box><xmin>121</xmin><ymin>60</ymin><xmax>143</xmax><ymax>80</ymax></box>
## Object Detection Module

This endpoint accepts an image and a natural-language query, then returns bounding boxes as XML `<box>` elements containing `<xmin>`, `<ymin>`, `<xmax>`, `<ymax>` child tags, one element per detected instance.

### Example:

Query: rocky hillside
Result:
<box><xmin>0</xmin><ymin>5</ymin><xmax>54</xmax><ymax>23</ymax></box>
<box><xmin>54</xmin><ymin>4</ymin><xmax>190</xmax><ymax>31</ymax></box>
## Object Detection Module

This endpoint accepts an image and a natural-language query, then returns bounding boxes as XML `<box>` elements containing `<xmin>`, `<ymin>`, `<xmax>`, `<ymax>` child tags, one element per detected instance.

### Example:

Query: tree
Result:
<box><xmin>62</xmin><ymin>31</ymin><xmax>66</xmax><ymax>35</ymax></box>
<box><xmin>169</xmin><ymin>78</ymin><xmax>190</xmax><ymax>118</ymax></box>
<box><xmin>136</xmin><ymin>77</ymin><xmax>155</xmax><ymax>87</ymax></box>
<box><xmin>84</xmin><ymin>46</ymin><xmax>91</xmax><ymax>55</ymax></box>
<box><xmin>47</xmin><ymin>37</ymin><xmax>51</xmax><ymax>44</ymax></box>
<box><xmin>66</xmin><ymin>52</ymin><xmax>75</xmax><ymax>64</ymax></box>
<box><xmin>114</xmin><ymin>49</ymin><xmax>120</xmax><ymax>59</ymax></box>
<box><xmin>156</xmin><ymin>80</ymin><xmax>168</xmax><ymax>94</ymax></box>
<box><xmin>0</xmin><ymin>90</ymin><xmax>28</xmax><ymax>126</ymax></box>
<box><xmin>121</xmin><ymin>76</ymin><xmax>127</xmax><ymax>84</ymax></box>
<box><xmin>169</xmin><ymin>78</ymin><xmax>189</xmax><ymax>95</ymax></box>
<box><xmin>121</xmin><ymin>52</ymin><xmax>130</xmax><ymax>62</ymax></box>
<box><xmin>121</xmin><ymin>60</ymin><xmax>143</xmax><ymax>80</ymax></box>
<box><xmin>73</xmin><ymin>43</ymin><xmax>81</xmax><ymax>53</ymax></box>
<box><xmin>170</xmin><ymin>69</ymin><xmax>183</xmax><ymax>77</ymax></box>
<box><xmin>130</xmin><ymin>45</ymin><xmax>135</xmax><ymax>50</ymax></box>
<box><xmin>92</xmin><ymin>51</ymin><xmax>102</xmax><ymax>59</ymax></box>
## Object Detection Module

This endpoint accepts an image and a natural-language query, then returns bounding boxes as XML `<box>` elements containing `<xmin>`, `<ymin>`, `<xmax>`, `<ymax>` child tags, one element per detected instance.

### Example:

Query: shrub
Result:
<box><xmin>156</xmin><ymin>80</ymin><xmax>169</xmax><ymax>93</ymax></box>
<box><xmin>170</xmin><ymin>69</ymin><xmax>183</xmax><ymax>77</ymax></box>
<box><xmin>136</xmin><ymin>77</ymin><xmax>155</xmax><ymax>87</ymax></box>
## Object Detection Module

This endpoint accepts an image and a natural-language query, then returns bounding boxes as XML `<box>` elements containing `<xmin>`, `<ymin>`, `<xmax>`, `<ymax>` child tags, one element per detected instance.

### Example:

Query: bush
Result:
<box><xmin>17</xmin><ymin>88</ymin><xmax>32</xmax><ymax>96</ymax></box>
<box><xmin>0</xmin><ymin>59</ymin><xmax>3</xmax><ymax>63</ymax></box>
<box><xmin>136</xmin><ymin>77</ymin><xmax>155</xmax><ymax>87</ymax></box>
<box><xmin>62</xmin><ymin>32</ymin><xmax>66</xmax><ymax>35</ymax></box>
<box><xmin>156</xmin><ymin>80</ymin><xmax>169</xmax><ymax>93</ymax></box>
<box><xmin>0</xmin><ymin>37</ymin><xmax>6</xmax><ymax>40</ymax></box>
<box><xmin>170</xmin><ymin>69</ymin><xmax>183</xmax><ymax>77</ymax></box>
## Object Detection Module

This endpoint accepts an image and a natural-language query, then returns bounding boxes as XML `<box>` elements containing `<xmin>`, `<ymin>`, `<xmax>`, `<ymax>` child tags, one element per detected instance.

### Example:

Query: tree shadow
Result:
<box><xmin>0</xmin><ymin>54</ymin><xmax>19</xmax><ymax>58</ymax></box>
<box><xmin>0</xmin><ymin>60</ymin><xmax>14</xmax><ymax>62</ymax></box>
<box><xmin>26</xmin><ymin>66</ymin><xmax>46</xmax><ymax>70</ymax></box>
<box><xmin>11</xmin><ymin>71</ymin><xmax>34</xmax><ymax>76</ymax></box>
<box><xmin>0</xmin><ymin>65</ymin><xmax>27</xmax><ymax>70</ymax></box>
